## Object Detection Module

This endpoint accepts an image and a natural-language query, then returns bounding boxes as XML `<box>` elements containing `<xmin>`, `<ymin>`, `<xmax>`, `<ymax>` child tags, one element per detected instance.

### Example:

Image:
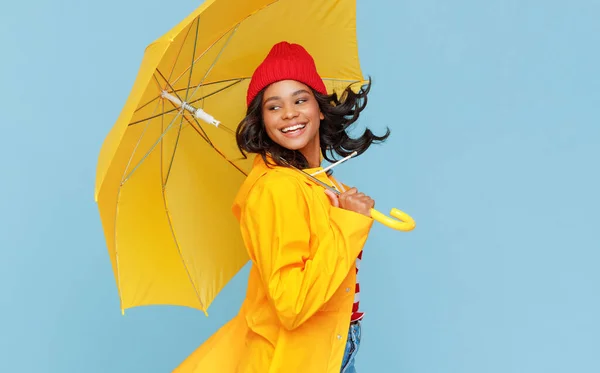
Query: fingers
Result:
<box><xmin>339</xmin><ymin>187</ymin><xmax>357</xmax><ymax>207</ymax></box>
<box><xmin>324</xmin><ymin>189</ymin><xmax>340</xmax><ymax>208</ymax></box>
<box><xmin>344</xmin><ymin>187</ymin><xmax>358</xmax><ymax>195</ymax></box>
<box><xmin>325</xmin><ymin>185</ymin><xmax>375</xmax><ymax>217</ymax></box>
<box><xmin>337</xmin><ymin>188</ymin><xmax>375</xmax><ymax>216</ymax></box>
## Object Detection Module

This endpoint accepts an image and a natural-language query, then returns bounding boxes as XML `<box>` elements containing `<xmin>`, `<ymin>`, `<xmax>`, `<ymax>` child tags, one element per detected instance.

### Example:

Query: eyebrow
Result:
<box><xmin>263</xmin><ymin>89</ymin><xmax>311</xmax><ymax>106</ymax></box>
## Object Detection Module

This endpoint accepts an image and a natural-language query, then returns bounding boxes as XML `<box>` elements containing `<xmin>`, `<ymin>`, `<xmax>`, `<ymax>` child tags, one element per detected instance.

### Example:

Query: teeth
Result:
<box><xmin>281</xmin><ymin>124</ymin><xmax>306</xmax><ymax>133</ymax></box>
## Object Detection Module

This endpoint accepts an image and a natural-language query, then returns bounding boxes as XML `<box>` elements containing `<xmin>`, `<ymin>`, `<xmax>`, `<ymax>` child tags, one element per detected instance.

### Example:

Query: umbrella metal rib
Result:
<box><xmin>169</xmin><ymin>20</ymin><xmax>240</xmax><ymax>88</ymax></box>
<box><xmin>134</xmin><ymin>76</ymin><xmax>250</xmax><ymax>121</ymax></box>
<box><xmin>161</xmin><ymin>175</ymin><xmax>208</xmax><ymax>315</ymax></box>
<box><xmin>159</xmin><ymin>75</ymin><xmax>208</xmax><ymax>313</ymax></box>
<box><xmin>167</xmin><ymin>18</ymin><xmax>195</xmax><ymax>87</ymax></box>
<box><xmin>120</xmin><ymin>101</ymin><xmax>185</xmax><ymax>186</ymax></box>
<box><xmin>163</xmin><ymin>109</ymin><xmax>186</xmax><ymax>187</ymax></box>
<box><xmin>113</xmin><ymin>91</ymin><xmax>167</xmax><ymax>312</ymax></box>
<box><xmin>156</xmin><ymin>68</ymin><xmax>214</xmax><ymax>147</ymax></box>
<box><xmin>183</xmin><ymin>17</ymin><xmax>201</xmax><ymax>105</ymax></box>
<box><xmin>186</xmin><ymin>23</ymin><xmax>240</xmax><ymax>107</ymax></box>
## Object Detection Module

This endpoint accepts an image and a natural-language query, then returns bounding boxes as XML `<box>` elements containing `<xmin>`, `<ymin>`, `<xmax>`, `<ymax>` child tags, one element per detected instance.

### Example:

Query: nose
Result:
<box><xmin>282</xmin><ymin>105</ymin><xmax>299</xmax><ymax>119</ymax></box>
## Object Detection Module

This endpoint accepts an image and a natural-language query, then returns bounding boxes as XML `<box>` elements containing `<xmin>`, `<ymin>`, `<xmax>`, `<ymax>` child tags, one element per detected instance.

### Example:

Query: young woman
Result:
<box><xmin>174</xmin><ymin>41</ymin><xmax>389</xmax><ymax>373</ymax></box>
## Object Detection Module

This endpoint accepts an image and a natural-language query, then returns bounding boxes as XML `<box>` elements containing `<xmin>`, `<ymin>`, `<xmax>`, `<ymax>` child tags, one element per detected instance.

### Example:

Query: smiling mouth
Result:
<box><xmin>280</xmin><ymin>123</ymin><xmax>307</xmax><ymax>133</ymax></box>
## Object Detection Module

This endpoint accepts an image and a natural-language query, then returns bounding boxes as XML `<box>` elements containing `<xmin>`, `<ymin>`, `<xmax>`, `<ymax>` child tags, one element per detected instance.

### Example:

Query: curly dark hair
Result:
<box><xmin>235</xmin><ymin>79</ymin><xmax>390</xmax><ymax>170</ymax></box>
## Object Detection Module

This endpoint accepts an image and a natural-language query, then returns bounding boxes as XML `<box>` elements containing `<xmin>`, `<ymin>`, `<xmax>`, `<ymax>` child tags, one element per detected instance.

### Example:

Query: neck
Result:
<box><xmin>300</xmin><ymin>141</ymin><xmax>321</xmax><ymax>168</ymax></box>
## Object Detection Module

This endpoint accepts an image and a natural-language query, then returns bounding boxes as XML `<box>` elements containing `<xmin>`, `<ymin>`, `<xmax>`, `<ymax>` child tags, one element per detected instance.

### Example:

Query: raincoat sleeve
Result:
<box><xmin>240</xmin><ymin>173</ymin><xmax>373</xmax><ymax>330</ymax></box>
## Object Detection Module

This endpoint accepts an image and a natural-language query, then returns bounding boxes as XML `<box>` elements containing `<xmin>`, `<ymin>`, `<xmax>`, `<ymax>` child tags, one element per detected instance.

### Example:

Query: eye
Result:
<box><xmin>296</xmin><ymin>98</ymin><xmax>308</xmax><ymax>105</ymax></box>
<box><xmin>268</xmin><ymin>105</ymin><xmax>280</xmax><ymax>111</ymax></box>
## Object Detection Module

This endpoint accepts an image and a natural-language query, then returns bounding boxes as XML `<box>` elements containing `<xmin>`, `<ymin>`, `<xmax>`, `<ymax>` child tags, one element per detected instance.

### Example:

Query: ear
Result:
<box><xmin>319</xmin><ymin>110</ymin><xmax>324</xmax><ymax>120</ymax></box>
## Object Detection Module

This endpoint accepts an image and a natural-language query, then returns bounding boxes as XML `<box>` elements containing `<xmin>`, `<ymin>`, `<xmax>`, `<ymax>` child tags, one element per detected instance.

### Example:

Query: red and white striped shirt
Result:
<box><xmin>351</xmin><ymin>250</ymin><xmax>364</xmax><ymax>321</ymax></box>
<box><xmin>327</xmin><ymin>175</ymin><xmax>365</xmax><ymax>322</ymax></box>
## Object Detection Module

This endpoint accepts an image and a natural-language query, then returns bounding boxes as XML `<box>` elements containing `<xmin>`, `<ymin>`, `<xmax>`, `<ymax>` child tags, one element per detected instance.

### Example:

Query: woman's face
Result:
<box><xmin>261</xmin><ymin>80</ymin><xmax>324</xmax><ymax>156</ymax></box>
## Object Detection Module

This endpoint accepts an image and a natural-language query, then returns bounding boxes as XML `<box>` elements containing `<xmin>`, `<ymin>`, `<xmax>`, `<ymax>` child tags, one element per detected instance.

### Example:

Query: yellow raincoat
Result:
<box><xmin>174</xmin><ymin>155</ymin><xmax>373</xmax><ymax>373</ymax></box>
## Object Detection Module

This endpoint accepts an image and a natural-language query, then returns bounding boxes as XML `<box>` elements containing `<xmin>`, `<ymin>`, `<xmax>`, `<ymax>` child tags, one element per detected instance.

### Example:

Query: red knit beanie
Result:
<box><xmin>246</xmin><ymin>41</ymin><xmax>328</xmax><ymax>107</ymax></box>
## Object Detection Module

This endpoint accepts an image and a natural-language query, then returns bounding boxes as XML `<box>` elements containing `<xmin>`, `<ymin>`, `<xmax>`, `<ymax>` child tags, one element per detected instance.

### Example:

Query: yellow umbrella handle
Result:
<box><xmin>370</xmin><ymin>207</ymin><xmax>416</xmax><ymax>231</ymax></box>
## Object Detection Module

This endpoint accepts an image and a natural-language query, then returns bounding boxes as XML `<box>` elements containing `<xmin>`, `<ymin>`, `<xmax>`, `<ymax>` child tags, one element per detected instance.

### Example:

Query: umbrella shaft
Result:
<box><xmin>161</xmin><ymin>91</ymin><xmax>220</xmax><ymax>127</ymax></box>
<box><xmin>291</xmin><ymin>166</ymin><xmax>341</xmax><ymax>196</ymax></box>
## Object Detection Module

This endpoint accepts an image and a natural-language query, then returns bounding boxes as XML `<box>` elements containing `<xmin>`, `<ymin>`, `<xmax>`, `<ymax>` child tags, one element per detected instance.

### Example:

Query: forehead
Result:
<box><xmin>263</xmin><ymin>80</ymin><xmax>312</xmax><ymax>98</ymax></box>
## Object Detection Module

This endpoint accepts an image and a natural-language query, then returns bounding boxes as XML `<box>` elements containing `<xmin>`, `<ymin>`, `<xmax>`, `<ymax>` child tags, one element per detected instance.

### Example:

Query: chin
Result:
<box><xmin>278</xmin><ymin>139</ymin><xmax>309</xmax><ymax>151</ymax></box>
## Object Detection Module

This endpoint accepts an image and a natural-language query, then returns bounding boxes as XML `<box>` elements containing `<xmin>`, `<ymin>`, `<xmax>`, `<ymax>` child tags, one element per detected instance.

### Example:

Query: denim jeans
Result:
<box><xmin>340</xmin><ymin>321</ymin><xmax>362</xmax><ymax>372</ymax></box>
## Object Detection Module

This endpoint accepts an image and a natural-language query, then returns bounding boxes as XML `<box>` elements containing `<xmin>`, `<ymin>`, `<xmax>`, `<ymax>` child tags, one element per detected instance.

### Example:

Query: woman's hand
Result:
<box><xmin>325</xmin><ymin>187</ymin><xmax>375</xmax><ymax>217</ymax></box>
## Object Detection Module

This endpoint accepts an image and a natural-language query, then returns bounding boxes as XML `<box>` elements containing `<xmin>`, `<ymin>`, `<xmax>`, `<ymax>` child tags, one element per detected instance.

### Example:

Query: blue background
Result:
<box><xmin>1</xmin><ymin>0</ymin><xmax>598</xmax><ymax>372</ymax></box>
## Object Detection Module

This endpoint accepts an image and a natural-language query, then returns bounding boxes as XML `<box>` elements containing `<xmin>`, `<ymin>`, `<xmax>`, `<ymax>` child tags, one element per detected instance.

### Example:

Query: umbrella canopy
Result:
<box><xmin>95</xmin><ymin>0</ymin><xmax>367</xmax><ymax>315</ymax></box>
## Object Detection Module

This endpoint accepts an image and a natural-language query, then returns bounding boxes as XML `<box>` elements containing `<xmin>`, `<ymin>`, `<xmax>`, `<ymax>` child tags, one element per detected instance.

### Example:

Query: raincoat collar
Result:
<box><xmin>232</xmin><ymin>154</ymin><xmax>328</xmax><ymax>220</ymax></box>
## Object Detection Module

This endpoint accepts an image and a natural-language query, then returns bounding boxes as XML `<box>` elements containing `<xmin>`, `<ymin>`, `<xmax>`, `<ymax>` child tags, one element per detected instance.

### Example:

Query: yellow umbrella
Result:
<box><xmin>95</xmin><ymin>0</ymin><xmax>410</xmax><ymax>317</ymax></box>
